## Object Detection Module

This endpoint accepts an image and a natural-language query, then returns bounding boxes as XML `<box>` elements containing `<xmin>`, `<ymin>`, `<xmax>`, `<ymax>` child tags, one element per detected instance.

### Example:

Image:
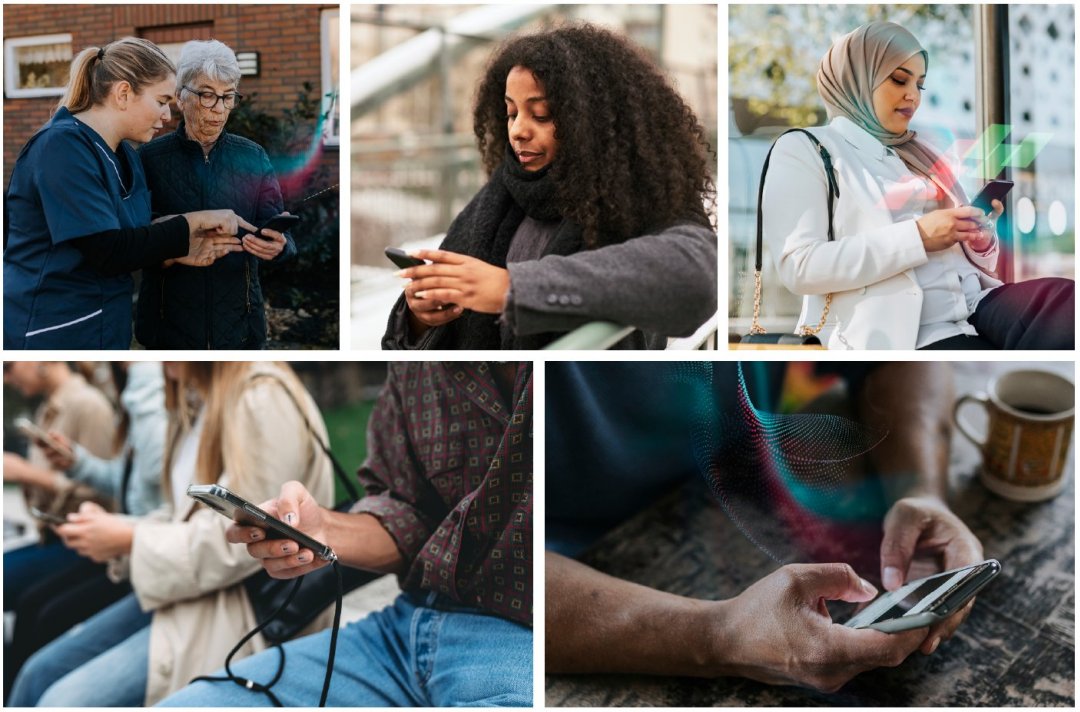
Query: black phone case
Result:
<box><xmin>971</xmin><ymin>180</ymin><xmax>1013</xmax><ymax>213</ymax></box>
<box><xmin>385</xmin><ymin>247</ymin><xmax>424</xmax><ymax>269</ymax></box>
<box><xmin>241</xmin><ymin>214</ymin><xmax>301</xmax><ymax>240</ymax></box>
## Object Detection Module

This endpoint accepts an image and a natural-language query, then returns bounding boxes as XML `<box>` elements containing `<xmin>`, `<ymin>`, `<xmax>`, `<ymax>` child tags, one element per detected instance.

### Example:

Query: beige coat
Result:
<box><xmin>121</xmin><ymin>365</ymin><xmax>334</xmax><ymax>705</ymax></box>
<box><xmin>26</xmin><ymin>372</ymin><xmax>117</xmax><ymax>521</ymax></box>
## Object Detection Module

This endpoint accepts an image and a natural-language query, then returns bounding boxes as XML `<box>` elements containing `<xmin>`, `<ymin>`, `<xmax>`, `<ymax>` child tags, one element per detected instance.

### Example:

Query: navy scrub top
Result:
<box><xmin>4</xmin><ymin>106</ymin><xmax>152</xmax><ymax>349</ymax></box>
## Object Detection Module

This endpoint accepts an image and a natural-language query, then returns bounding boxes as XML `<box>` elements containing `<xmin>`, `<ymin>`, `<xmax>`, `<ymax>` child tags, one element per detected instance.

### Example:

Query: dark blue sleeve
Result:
<box><xmin>35</xmin><ymin>129</ymin><xmax>121</xmax><ymax>243</ymax></box>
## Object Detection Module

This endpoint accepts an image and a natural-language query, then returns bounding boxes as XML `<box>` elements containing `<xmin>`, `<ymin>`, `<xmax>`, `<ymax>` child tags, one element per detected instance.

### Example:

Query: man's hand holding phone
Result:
<box><xmin>716</xmin><ymin>563</ymin><xmax>928</xmax><ymax>692</ymax></box>
<box><xmin>880</xmin><ymin>496</ymin><xmax>985</xmax><ymax>654</ymax></box>
<box><xmin>224</xmin><ymin>480</ymin><xmax>331</xmax><ymax>579</ymax></box>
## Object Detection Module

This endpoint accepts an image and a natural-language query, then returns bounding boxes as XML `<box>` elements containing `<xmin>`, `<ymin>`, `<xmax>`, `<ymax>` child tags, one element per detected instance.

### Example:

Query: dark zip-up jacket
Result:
<box><xmin>135</xmin><ymin>123</ymin><xmax>296</xmax><ymax>349</ymax></box>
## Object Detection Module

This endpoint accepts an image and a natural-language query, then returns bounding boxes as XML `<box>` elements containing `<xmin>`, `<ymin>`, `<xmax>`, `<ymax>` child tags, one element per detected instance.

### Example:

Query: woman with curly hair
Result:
<box><xmin>383</xmin><ymin>23</ymin><xmax>718</xmax><ymax>349</ymax></box>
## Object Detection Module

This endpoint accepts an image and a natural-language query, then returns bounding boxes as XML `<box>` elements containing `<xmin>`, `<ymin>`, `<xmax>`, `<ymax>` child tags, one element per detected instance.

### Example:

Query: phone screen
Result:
<box><xmin>866</xmin><ymin>572</ymin><xmax>957</xmax><ymax>621</ymax></box>
<box><xmin>845</xmin><ymin>561</ymin><xmax>998</xmax><ymax>629</ymax></box>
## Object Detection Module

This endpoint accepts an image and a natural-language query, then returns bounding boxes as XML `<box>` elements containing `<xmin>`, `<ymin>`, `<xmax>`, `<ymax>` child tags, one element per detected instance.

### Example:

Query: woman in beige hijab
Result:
<box><xmin>761</xmin><ymin>20</ymin><xmax>1073</xmax><ymax>350</ymax></box>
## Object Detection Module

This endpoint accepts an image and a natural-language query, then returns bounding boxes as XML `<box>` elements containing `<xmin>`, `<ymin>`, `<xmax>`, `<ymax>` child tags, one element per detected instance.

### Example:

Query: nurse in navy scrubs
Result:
<box><xmin>3</xmin><ymin>37</ymin><xmax>256</xmax><ymax>349</ymax></box>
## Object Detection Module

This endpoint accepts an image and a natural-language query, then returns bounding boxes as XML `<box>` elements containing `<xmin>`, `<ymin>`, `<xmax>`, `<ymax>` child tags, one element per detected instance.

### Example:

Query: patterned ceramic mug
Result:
<box><xmin>954</xmin><ymin>369</ymin><xmax>1074</xmax><ymax>502</ymax></box>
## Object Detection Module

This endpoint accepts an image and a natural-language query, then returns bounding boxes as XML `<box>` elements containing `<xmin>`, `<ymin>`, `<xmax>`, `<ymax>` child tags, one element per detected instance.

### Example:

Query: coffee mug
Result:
<box><xmin>954</xmin><ymin>369</ymin><xmax>1074</xmax><ymax>502</ymax></box>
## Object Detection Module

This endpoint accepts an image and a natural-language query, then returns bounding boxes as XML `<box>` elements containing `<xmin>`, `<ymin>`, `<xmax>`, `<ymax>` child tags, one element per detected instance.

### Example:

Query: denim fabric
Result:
<box><xmin>158</xmin><ymin>591</ymin><xmax>532</xmax><ymax>707</ymax></box>
<box><xmin>3</xmin><ymin>542</ymin><xmax>82</xmax><ymax>611</ymax></box>
<box><xmin>8</xmin><ymin>592</ymin><xmax>151</xmax><ymax>706</ymax></box>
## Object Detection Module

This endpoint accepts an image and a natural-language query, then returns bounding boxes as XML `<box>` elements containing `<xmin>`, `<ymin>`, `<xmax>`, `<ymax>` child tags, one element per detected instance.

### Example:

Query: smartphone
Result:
<box><xmin>845</xmin><ymin>559</ymin><xmax>1001</xmax><ymax>633</ymax></box>
<box><xmin>970</xmin><ymin>180</ymin><xmax>1013</xmax><ymax>214</ymax></box>
<box><xmin>29</xmin><ymin>506</ymin><xmax>67</xmax><ymax>526</ymax></box>
<box><xmin>186</xmin><ymin>484</ymin><xmax>337</xmax><ymax>562</ymax></box>
<box><xmin>385</xmin><ymin>247</ymin><xmax>425</xmax><ymax>270</ymax></box>
<box><xmin>14</xmin><ymin>417</ymin><xmax>72</xmax><ymax>459</ymax></box>
<box><xmin>242</xmin><ymin>213</ymin><xmax>301</xmax><ymax>240</ymax></box>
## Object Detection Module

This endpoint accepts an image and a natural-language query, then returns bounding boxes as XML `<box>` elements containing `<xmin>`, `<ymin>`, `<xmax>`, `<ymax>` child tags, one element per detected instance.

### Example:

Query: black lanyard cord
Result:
<box><xmin>190</xmin><ymin>561</ymin><xmax>343</xmax><ymax>707</ymax></box>
<box><xmin>319</xmin><ymin>561</ymin><xmax>343</xmax><ymax>707</ymax></box>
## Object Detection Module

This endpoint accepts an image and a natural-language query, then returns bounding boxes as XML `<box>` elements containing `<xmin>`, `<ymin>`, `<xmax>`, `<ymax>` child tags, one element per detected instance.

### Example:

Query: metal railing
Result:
<box><xmin>543</xmin><ymin>313</ymin><xmax>719</xmax><ymax>351</ymax></box>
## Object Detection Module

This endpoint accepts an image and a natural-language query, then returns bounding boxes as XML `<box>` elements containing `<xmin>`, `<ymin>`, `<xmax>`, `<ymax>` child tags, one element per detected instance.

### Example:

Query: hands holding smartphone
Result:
<box><xmin>217</xmin><ymin>481</ymin><xmax>336</xmax><ymax>578</ymax></box>
<box><xmin>240</xmin><ymin>212</ymin><xmax>297</xmax><ymax>261</ymax></box>
<box><xmin>14</xmin><ymin>417</ymin><xmax>74</xmax><ymax>467</ymax></box>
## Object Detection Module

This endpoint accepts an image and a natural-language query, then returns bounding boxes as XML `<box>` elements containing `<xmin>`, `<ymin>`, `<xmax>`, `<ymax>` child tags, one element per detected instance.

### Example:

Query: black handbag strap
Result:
<box><xmin>755</xmin><ymin>128</ymin><xmax>840</xmax><ymax>271</ymax></box>
<box><xmin>249</xmin><ymin>372</ymin><xmax>361</xmax><ymax>503</ymax></box>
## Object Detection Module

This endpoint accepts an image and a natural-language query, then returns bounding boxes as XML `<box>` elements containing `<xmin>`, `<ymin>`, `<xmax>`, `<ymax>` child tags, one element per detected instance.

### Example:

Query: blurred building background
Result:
<box><xmin>3</xmin><ymin>4</ymin><xmax>342</xmax><ymax>349</ymax></box>
<box><xmin>350</xmin><ymin>4</ymin><xmax>718</xmax><ymax>347</ymax></box>
<box><xmin>728</xmin><ymin>4</ymin><xmax>1075</xmax><ymax>333</ymax></box>
<box><xmin>3</xmin><ymin>4</ymin><xmax>339</xmax><ymax>189</ymax></box>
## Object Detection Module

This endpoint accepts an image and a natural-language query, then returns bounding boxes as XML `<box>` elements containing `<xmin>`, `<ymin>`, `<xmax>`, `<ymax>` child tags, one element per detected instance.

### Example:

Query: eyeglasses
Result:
<box><xmin>183</xmin><ymin>86</ymin><xmax>242</xmax><ymax>110</ymax></box>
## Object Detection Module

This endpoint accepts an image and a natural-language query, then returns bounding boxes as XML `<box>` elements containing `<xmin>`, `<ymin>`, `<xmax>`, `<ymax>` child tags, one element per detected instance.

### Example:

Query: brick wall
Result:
<box><xmin>3</xmin><ymin>4</ymin><xmax>337</xmax><ymax>192</ymax></box>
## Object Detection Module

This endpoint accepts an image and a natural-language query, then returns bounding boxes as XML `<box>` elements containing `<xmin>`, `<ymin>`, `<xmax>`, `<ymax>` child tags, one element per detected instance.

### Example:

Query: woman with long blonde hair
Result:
<box><xmin>10</xmin><ymin>361</ymin><xmax>333</xmax><ymax>706</ymax></box>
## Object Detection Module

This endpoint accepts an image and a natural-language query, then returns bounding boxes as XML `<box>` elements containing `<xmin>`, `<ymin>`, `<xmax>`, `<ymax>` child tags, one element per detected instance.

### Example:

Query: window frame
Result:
<box><xmin>320</xmin><ymin>8</ymin><xmax>340</xmax><ymax>146</ymax></box>
<box><xmin>4</xmin><ymin>33</ymin><xmax>73</xmax><ymax>99</ymax></box>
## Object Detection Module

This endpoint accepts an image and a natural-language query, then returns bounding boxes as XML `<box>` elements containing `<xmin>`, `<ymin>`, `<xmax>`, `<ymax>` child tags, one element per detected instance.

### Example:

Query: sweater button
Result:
<box><xmin>546</xmin><ymin>294</ymin><xmax>558</xmax><ymax>305</ymax></box>
<box><xmin>570</xmin><ymin>295</ymin><xmax>583</xmax><ymax>306</ymax></box>
<box><xmin>558</xmin><ymin>295</ymin><xmax>571</xmax><ymax>305</ymax></box>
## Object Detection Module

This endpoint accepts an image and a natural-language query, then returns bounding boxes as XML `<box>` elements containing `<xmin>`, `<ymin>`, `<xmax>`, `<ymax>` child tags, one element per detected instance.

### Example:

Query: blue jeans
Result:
<box><xmin>8</xmin><ymin>592</ymin><xmax>151</xmax><ymax>706</ymax></box>
<box><xmin>3</xmin><ymin>541</ymin><xmax>83</xmax><ymax>610</ymax></box>
<box><xmin>158</xmin><ymin>591</ymin><xmax>532</xmax><ymax>707</ymax></box>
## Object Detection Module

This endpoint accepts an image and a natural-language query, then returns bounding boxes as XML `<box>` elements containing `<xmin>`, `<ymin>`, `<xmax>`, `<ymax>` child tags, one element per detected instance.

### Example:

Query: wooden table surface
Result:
<box><xmin>546</xmin><ymin>362</ymin><xmax>1075</xmax><ymax>707</ymax></box>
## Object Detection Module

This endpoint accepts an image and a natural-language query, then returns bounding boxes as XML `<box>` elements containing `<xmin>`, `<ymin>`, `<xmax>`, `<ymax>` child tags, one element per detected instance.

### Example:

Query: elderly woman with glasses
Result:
<box><xmin>136</xmin><ymin>39</ymin><xmax>296</xmax><ymax>349</ymax></box>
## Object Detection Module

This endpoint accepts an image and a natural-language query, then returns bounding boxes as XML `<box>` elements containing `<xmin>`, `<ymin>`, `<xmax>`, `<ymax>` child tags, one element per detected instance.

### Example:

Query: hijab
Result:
<box><xmin>817</xmin><ymin>21</ymin><xmax>965</xmax><ymax>204</ymax></box>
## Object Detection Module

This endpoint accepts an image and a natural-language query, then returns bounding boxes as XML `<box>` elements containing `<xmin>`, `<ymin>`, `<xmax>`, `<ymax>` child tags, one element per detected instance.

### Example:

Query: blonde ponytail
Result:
<box><xmin>57</xmin><ymin>37</ymin><xmax>175</xmax><ymax>113</ymax></box>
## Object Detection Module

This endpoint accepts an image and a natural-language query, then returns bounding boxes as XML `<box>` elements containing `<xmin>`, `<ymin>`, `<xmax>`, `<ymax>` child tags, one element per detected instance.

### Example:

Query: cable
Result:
<box><xmin>319</xmin><ymin>562</ymin><xmax>343</xmax><ymax>707</ymax></box>
<box><xmin>191</xmin><ymin>561</ymin><xmax>344</xmax><ymax>707</ymax></box>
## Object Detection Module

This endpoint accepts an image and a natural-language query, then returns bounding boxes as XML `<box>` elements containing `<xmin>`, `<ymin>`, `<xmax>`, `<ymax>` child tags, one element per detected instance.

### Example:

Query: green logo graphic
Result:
<box><xmin>962</xmin><ymin>124</ymin><xmax>1053</xmax><ymax>179</ymax></box>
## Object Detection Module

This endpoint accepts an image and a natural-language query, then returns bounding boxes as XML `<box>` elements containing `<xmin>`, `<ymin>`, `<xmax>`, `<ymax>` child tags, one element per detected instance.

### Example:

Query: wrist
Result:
<box><xmin>631</xmin><ymin>594</ymin><xmax>734</xmax><ymax>677</ymax></box>
<box><xmin>696</xmin><ymin>598</ymin><xmax>739</xmax><ymax>677</ymax></box>
<box><xmin>118</xmin><ymin>523</ymin><xmax>135</xmax><ymax>556</ymax></box>
<box><xmin>915</xmin><ymin>216</ymin><xmax>929</xmax><ymax>241</ymax></box>
<box><xmin>406</xmin><ymin>308</ymin><xmax>431</xmax><ymax>338</ymax></box>
<box><xmin>968</xmin><ymin>233</ymin><xmax>994</xmax><ymax>253</ymax></box>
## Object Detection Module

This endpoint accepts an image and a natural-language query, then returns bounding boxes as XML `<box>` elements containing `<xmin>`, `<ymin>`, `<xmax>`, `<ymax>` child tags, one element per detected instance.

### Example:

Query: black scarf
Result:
<box><xmin>385</xmin><ymin>148</ymin><xmax>584</xmax><ymax>349</ymax></box>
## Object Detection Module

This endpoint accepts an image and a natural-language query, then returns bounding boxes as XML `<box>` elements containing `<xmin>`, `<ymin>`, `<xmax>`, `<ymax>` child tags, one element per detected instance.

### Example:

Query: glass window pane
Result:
<box><xmin>1006</xmin><ymin>4</ymin><xmax>1074</xmax><ymax>281</ymax></box>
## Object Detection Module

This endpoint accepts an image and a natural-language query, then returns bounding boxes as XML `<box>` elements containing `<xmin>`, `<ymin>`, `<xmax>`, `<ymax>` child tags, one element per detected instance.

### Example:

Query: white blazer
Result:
<box><xmin>762</xmin><ymin>116</ymin><xmax>1001</xmax><ymax>350</ymax></box>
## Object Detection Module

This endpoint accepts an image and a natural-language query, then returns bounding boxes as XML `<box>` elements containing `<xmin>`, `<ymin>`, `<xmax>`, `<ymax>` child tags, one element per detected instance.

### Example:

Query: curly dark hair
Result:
<box><xmin>473</xmin><ymin>23</ymin><xmax>716</xmax><ymax>247</ymax></box>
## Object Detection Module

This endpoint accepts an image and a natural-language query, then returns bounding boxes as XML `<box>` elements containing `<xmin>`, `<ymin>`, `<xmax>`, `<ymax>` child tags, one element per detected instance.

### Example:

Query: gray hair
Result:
<box><xmin>176</xmin><ymin>39</ymin><xmax>241</xmax><ymax>94</ymax></box>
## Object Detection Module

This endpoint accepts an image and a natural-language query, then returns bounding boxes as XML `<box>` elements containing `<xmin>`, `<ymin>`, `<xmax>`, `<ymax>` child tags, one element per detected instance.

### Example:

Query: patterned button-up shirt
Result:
<box><xmin>352</xmin><ymin>362</ymin><xmax>532</xmax><ymax>626</ymax></box>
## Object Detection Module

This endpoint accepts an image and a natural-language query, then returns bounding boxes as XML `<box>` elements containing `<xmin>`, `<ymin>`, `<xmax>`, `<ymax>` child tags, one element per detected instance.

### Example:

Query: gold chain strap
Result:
<box><xmin>798</xmin><ymin>292</ymin><xmax>832</xmax><ymax>336</ymax></box>
<box><xmin>751</xmin><ymin>269</ymin><xmax>832</xmax><ymax>336</ymax></box>
<box><xmin>749</xmin><ymin>270</ymin><xmax>767</xmax><ymax>335</ymax></box>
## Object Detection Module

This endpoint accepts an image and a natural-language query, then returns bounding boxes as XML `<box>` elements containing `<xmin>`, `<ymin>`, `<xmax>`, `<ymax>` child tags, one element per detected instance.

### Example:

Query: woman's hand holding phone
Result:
<box><xmin>55</xmin><ymin>501</ymin><xmax>134</xmax><ymax>563</ymax></box>
<box><xmin>400</xmin><ymin>249</ymin><xmax>510</xmax><ymax>316</ymax></box>
<box><xmin>39</xmin><ymin>431</ymin><xmax>75</xmax><ymax>471</ymax></box>
<box><xmin>915</xmin><ymin>206</ymin><xmax>987</xmax><ymax>252</ymax></box>
<box><xmin>242</xmin><ymin>228</ymin><xmax>287</xmax><ymax>261</ymax></box>
<box><xmin>225</xmin><ymin>480</ymin><xmax>331</xmax><ymax>579</ymax></box>
<box><xmin>967</xmin><ymin>199</ymin><xmax>1004</xmax><ymax>252</ymax></box>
